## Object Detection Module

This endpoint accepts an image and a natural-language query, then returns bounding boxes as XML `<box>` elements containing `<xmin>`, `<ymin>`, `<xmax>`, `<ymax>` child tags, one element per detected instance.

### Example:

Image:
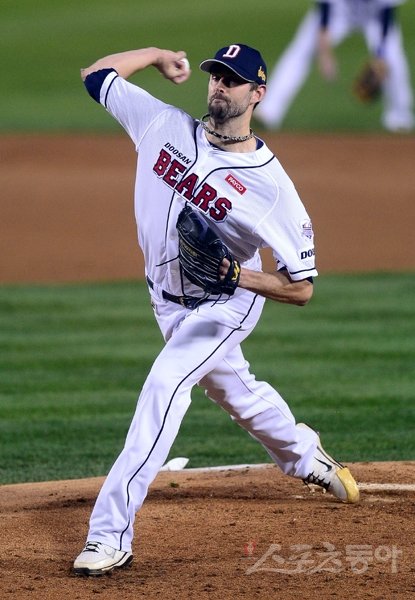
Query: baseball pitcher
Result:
<box><xmin>73</xmin><ymin>43</ymin><xmax>359</xmax><ymax>577</ymax></box>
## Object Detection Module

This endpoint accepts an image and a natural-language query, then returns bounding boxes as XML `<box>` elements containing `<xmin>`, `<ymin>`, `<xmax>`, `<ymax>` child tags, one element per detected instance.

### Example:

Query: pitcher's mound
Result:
<box><xmin>1</xmin><ymin>462</ymin><xmax>414</xmax><ymax>599</ymax></box>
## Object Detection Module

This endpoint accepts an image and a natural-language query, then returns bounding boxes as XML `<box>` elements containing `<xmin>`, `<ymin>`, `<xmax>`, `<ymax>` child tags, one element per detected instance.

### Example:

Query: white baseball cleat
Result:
<box><xmin>73</xmin><ymin>541</ymin><xmax>133</xmax><ymax>576</ymax></box>
<box><xmin>298</xmin><ymin>423</ymin><xmax>360</xmax><ymax>504</ymax></box>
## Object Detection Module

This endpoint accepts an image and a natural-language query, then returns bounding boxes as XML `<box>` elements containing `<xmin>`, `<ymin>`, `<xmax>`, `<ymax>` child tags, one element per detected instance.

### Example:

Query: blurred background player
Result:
<box><xmin>256</xmin><ymin>0</ymin><xmax>414</xmax><ymax>132</ymax></box>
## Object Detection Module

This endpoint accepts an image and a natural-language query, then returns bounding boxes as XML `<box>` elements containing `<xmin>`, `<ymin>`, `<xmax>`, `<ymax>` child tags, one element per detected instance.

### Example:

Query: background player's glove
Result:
<box><xmin>353</xmin><ymin>58</ymin><xmax>388</xmax><ymax>103</ymax></box>
<box><xmin>176</xmin><ymin>204</ymin><xmax>241</xmax><ymax>296</ymax></box>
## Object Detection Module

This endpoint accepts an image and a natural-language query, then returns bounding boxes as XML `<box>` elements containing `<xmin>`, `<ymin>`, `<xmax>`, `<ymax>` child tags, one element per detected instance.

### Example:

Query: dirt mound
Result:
<box><xmin>1</xmin><ymin>463</ymin><xmax>414</xmax><ymax>599</ymax></box>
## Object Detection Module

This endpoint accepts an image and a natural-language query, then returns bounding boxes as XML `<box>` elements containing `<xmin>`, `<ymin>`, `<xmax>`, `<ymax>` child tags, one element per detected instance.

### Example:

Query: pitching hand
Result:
<box><xmin>155</xmin><ymin>50</ymin><xmax>191</xmax><ymax>84</ymax></box>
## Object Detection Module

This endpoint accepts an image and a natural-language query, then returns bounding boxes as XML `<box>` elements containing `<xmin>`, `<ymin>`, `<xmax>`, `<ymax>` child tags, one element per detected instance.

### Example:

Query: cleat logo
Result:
<box><xmin>315</xmin><ymin>458</ymin><xmax>333</xmax><ymax>472</ymax></box>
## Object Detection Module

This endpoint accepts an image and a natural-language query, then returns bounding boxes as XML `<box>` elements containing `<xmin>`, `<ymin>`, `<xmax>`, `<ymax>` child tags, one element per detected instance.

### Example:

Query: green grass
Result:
<box><xmin>1</xmin><ymin>0</ymin><xmax>414</xmax><ymax>132</ymax></box>
<box><xmin>1</xmin><ymin>274</ymin><xmax>414</xmax><ymax>484</ymax></box>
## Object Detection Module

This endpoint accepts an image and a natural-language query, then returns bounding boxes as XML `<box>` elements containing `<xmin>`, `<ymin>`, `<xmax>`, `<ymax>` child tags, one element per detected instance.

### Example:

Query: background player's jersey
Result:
<box><xmin>316</xmin><ymin>0</ymin><xmax>406</xmax><ymax>6</ymax></box>
<box><xmin>99</xmin><ymin>71</ymin><xmax>317</xmax><ymax>296</ymax></box>
<box><xmin>315</xmin><ymin>0</ymin><xmax>406</xmax><ymax>22</ymax></box>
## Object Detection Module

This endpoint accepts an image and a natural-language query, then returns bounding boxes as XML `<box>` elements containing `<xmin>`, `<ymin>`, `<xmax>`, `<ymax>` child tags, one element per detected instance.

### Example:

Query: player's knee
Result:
<box><xmin>145</xmin><ymin>369</ymin><xmax>192</xmax><ymax>402</ymax></box>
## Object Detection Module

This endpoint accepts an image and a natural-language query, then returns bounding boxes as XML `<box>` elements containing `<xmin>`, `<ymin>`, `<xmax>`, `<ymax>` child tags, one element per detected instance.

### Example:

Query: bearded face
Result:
<box><xmin>207</xmin><ymin>73</ymin><xmax>255</xmax><ymax>123</ymax></box>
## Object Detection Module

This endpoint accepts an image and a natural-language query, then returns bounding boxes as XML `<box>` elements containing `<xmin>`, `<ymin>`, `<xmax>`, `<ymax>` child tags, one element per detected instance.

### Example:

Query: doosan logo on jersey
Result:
<box><xmin>163</xmin><ymin>142</ymin><xmax>193</xmax><ymax>165</ymax></box>
<box><xmin>300</xmin><ymin>248</ymin><xmax>315</xmax><ymax>260</ymax></box>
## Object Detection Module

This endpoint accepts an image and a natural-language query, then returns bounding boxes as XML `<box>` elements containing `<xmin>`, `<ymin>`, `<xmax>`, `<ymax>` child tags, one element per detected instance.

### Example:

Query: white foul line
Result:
<box><xmin>358</xmin><ymin>483</ymin><xmax>415</xmax><ymax>492</ymax></box>
<box><xmin>161</xmin><ymin>460</ymin><xmax>415</xmax><ymax>492</ymax></box>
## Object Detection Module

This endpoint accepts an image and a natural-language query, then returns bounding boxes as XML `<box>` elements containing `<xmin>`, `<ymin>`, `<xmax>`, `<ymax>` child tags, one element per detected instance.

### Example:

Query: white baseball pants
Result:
<box><xmin>86</xmin><ymin>288</ymin><xmax>317</xmax><ymax>551</ymax></box>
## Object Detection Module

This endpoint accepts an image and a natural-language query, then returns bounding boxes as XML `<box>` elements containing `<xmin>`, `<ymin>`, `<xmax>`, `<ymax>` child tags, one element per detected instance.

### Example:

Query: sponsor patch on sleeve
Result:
<box><xmin>300</xmin><ymin>219</ymin><xmax>314</xmax><ymax>240</ymax></box>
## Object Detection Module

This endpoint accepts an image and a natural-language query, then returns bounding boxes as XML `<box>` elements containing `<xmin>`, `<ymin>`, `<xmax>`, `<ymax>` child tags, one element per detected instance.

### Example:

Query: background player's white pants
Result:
<box><xmin>87</xmin><ymin>290</ymin><xmax>317</xmax><ymax>552</ymax></box>
<box><xmin>256</xmin><ymin>9</ymin><xmax>414</xmax><ymax>131</ymax></box>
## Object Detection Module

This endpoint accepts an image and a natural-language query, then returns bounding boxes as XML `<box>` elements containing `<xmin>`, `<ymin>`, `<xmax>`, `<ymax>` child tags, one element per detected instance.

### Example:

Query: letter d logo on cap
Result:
<box><xmin>222</xmin><ymin>45</ymin><xmax>241</xmax><ymax>59</ymax></box>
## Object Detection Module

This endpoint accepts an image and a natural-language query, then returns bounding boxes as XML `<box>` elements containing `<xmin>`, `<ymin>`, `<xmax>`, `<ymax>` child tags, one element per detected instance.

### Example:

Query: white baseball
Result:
<box><xmin>180</xmin><ymin>58</ymin><xmax>190</xmax><ymax>72</ymax></box>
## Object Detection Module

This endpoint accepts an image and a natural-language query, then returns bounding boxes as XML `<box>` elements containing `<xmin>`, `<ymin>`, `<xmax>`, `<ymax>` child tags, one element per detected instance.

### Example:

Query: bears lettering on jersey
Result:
<box><xmin>153</xmin><ymin>147</ymin><xmax>232</xmax><ymax>221</ymax></box>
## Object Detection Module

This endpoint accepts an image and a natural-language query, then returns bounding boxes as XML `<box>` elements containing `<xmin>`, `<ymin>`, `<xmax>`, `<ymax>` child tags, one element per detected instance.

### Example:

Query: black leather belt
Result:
<box><xmin>146</xmin><ymin>276</ymin><xmax>209</xmax><ymax>310</ymax></box>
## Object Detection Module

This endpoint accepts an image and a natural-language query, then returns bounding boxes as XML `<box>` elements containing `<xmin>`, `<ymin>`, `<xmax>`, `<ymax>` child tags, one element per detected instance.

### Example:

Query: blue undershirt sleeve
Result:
<box><xmin>380</xmin><ymin>7</ymin><xmax>395</xmax><ymax>39</ymax></box>
<box><xmin>83</xmin><ymin>68</ymin><xmax>118</xmax><ymax>103</ymax></box>
<box><xmin>317</xmin><ymin>2</ymin><xmax>331</xmax><ymax>29</ymax></box>
<box><xmin>377</xmin><ymin>7</ymin><xmax>395</xmax><ymax>57</ymax></box>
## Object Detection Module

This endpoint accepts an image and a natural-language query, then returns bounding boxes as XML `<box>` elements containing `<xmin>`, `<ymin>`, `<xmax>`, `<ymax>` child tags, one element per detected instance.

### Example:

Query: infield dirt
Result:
<box><xmin>0</xmin><ymin>133</ymin><xmax>414</xmax><ymax>599</ymax></box>
<box><xmin>1</xmin><ymin>463</ymin><xmax>415</xmax><ymax>600</ymax></box>
<box><xmin>1</xmin><ymin>132</ymin><xmax>415</xmax><ymax>283</ymax></box>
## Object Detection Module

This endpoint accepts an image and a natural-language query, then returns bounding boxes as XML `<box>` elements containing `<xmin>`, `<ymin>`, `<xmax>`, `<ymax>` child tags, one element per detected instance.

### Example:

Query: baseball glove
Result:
<box><xmin>176</xmin><ymin>204</ymin><xmax>241</xmax><ymax>296</ymax></box>
<box><xmin>353</xmin><ymin>58</ymin><xmax>388</xmax><ymax>103</ymax></box>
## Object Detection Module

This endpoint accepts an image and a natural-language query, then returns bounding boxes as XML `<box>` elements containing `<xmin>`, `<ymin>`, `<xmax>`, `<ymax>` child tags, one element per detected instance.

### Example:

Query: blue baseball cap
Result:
<box><xmin>200</xmin><ymin>43</ymin><xmax>267</xmax><ymax>85</ymax></box>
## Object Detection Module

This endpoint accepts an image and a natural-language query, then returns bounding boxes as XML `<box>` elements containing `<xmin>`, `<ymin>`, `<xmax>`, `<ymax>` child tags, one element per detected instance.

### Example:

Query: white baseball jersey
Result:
<box><xmin>318</xmin><ymin>0</ymin><xmax>407</xmax><ymax>25</ymax></box>
<box><xmin>320</xmin><ymin>0</ymin><xmax>406</xmax><ymax>5</ymax></box>
<box><xmin>321</xmin><ymin>0</ymin><xmax>406</xmax><ymax>5</ymax></box>
<box><xmin>99</xmin><ymin>70</ymin><xmax>317</xmax><ymax>297</ymax></box>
